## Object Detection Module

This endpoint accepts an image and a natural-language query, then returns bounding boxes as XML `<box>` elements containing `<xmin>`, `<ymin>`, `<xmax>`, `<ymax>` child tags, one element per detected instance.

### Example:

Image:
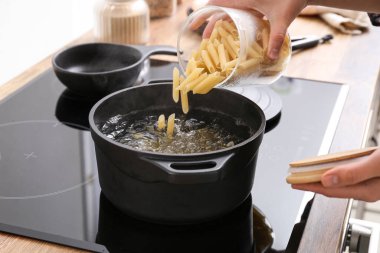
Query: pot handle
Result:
<box><xmin>146</xmin><ymin>79</ymin><xmax>173</xmax><ymax>84</ymax></box>
<box><xmin>133</xmin><ymin>45</ymin><xmax>178</xmax><ymax>61</ymax></box>
<box><xmin>141</xmin><ymin>153</ymin><xmax>235</xmax><ymax>184</ymax></box>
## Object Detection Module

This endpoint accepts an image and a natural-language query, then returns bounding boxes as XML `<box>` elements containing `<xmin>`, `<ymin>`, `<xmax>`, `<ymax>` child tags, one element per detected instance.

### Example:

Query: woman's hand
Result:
<box><xmin>207</xmin><ymin>0</ymin><xmax>307</xmax><ymax>60</ymax></box>
<box><xmin>292</xmin><ymin>149</ymin><xmax>380</xmax><ymax>202</ymax></box>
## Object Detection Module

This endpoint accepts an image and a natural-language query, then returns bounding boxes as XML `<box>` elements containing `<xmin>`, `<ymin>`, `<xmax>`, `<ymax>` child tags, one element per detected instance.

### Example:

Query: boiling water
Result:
<box><xmin>99</xmin><ymin>111</ymin><xmax>251</xmax><ymax>154</ymax></box>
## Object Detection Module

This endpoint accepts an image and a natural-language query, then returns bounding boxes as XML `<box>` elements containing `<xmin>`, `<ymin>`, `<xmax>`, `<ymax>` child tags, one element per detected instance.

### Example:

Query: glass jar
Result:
<box><xmin>94</xmin><ymin>0</ymin><xmax>150</xmax><ymax>45</ymax></box>
<box><xmin>146</xmin><ymin>0</ymin><xmax>177</xmax><ymax>18</ymax></box>
<box><xmin>177</xmin><ymin>6</ymin><xmax>291</xmax><ymax>87</ymax></box>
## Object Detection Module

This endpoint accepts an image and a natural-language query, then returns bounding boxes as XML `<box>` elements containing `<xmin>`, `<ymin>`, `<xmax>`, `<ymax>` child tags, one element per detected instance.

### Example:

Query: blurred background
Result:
<box><xmin>0</xmin><ymin>0</ymin><xmax>96</xmax><ymax>86</ymax></box>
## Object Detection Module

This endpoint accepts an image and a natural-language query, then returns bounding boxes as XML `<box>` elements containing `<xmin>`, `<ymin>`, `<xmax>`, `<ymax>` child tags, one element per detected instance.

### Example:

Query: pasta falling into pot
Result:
<box><xmin>159</xmin><ymin>18</ymin><xmax>290</xmax><ymax>137</ymax></box>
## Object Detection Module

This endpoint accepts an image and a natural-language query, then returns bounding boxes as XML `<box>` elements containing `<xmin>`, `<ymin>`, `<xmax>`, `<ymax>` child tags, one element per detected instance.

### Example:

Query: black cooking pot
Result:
<box><xmin>89</xmin><ymin>82</ymin><xmax>266</xmax><ymax>224</ymax></box>
<box><xmin>52</xmin><ymin>43</ymin><xmax>177</xmax><ymax>96</ymax></box>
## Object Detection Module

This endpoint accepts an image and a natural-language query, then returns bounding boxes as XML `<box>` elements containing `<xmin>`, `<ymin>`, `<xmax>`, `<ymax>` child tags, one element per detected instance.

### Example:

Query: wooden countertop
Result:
<box><xmin>1</xmin><ymin>1</ymin><xmax>380</xmax><ymax>252</ymax></box>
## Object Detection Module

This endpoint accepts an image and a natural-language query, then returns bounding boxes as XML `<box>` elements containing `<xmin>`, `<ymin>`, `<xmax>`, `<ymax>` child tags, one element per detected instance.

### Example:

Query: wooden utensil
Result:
<box><xmin>286</xmin><ymin>146</ymin><xmax>378</xmax><ymax>184</ymax></box>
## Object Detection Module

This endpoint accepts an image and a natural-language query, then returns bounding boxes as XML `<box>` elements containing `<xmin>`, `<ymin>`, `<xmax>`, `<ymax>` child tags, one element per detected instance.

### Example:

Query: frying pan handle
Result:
<box><xmin>141</xmin><ymin>153</ymin><xmax>235</xmax><ymax>184</ymax></box>
<box><xmin>133</xmin><ymin>45</ymin><xmax>178</xmax><ymax>60</ymax></box>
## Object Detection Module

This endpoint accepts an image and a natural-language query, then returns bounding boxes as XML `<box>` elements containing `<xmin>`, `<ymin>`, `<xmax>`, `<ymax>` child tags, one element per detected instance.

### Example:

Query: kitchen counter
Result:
<box><xmin>0</xmin><ymin>0</ymin><xmax>380</xmax><ymax>252</ymax></box>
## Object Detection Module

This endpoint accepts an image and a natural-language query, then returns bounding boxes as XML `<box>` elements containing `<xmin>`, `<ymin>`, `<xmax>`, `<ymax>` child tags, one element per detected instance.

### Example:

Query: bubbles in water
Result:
<box><xmin>99</xmin><ymin>111</ymin><xmax>251</xmax><ymax>154</ymax></box>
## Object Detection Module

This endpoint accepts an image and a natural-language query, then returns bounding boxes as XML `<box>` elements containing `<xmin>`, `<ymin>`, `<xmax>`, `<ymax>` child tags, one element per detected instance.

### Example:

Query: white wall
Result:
<box><xmin>0</xmin><ymin>0</ymin><xmax>97</xmax><ymax>86</ymax></box>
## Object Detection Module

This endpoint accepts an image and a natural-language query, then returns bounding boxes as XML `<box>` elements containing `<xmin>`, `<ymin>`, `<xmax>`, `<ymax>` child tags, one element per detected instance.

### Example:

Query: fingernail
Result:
<box><xmin>323</xmin><ymin>175</ymin><xmax>339</xmax><ymax>187</ymax></box>
<box><xmin>269</xmin><ymin>49</ymin><xmax>279</xmax><ymax>60</ymax></box>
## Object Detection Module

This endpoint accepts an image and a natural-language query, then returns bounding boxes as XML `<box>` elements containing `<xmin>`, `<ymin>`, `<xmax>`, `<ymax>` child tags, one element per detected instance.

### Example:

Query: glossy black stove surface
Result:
<box><xmin>0</xmin><ymin>60</ymin><xmax>347</xmax><ymax>252</ymax></box>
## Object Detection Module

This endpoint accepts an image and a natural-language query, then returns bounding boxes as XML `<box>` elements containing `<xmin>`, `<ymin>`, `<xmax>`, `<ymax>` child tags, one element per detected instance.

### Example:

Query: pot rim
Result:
<box><xmin>88</xmin><ymin>82</ymin><xmax>266</xmax><ymax>158</ymax></box>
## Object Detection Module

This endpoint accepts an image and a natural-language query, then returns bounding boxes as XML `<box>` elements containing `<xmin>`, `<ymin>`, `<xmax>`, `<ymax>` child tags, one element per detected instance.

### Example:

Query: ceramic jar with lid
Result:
<box><xmin>94</xmin><ymin>0</ymin><xmax>150</xmax><ymax>44</ymax></box>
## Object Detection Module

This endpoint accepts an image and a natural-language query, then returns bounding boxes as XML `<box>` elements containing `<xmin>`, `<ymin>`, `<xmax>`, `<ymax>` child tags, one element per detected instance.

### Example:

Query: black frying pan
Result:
<box><xmin>52</xmin><ymin>43</ymin><xmax>178</xmax><ymax>96</ymax></box>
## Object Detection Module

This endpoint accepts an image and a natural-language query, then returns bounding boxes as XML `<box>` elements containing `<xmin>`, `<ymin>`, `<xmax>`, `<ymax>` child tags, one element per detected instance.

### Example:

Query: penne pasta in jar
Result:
<box><xmin>177</xmin><ymin>5</ymin><xmax>291</xmax><ymax>88</ymax></box>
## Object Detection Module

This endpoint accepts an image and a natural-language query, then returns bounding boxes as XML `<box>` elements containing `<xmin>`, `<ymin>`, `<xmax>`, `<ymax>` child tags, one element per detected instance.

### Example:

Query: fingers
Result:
<box><xmin>189</xmin><ymin>13</ymin><xmax>210</xmax><ymax>30</ymax></box>
<box><xmin>202</xmin><ymin>13</ymin><xmax>227</xmax><ymax>38</ymax></box>
<box><xmin>292</xmin><ymin>177</ymin><xmax>380</xmax><ymax>202</ymax></box>
<box><xmin>321</xmin><ymin>149</ymin><xmax>380</xmax><ymax>187</ymax></box>
<box><xmin>266</xmin><ymin>20</ymin><xmax>288</xmax><ymax>60</ymax></box>
<box><xmin>292</xmin><ymin>149</ymin><xmax>380</xmax><ymax>202</ymax></box>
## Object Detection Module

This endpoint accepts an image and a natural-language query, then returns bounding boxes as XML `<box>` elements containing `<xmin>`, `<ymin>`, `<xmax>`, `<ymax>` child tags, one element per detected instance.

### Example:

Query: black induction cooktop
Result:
<box><xmin>0</xmin><ymin>60</ymin><xmax>348</xmax><ymax>252</ymax></box>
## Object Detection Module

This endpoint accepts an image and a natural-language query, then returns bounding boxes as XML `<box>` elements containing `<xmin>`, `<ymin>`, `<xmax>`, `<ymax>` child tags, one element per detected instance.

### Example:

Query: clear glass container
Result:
<box><xmin>177</xmin><ymin>6</ymin><xmax>291</xmax><ymax>87</ymax></box>
<box><xmin>94</xmin><ymin>0</ymin><xmax>150</xmax><ymax>45</ymax></box>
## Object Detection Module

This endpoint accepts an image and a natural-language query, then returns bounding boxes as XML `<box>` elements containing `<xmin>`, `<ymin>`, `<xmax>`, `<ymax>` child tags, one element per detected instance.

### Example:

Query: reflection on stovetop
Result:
<box><xmin>97</xmin><ymin>193</ymin><xmax>273</xmax><ymax>253</ymax></box>
<box><xmin>55</xmin><ymin>89</ymin><xmax>101</xmax><ymax>130</ymax></box>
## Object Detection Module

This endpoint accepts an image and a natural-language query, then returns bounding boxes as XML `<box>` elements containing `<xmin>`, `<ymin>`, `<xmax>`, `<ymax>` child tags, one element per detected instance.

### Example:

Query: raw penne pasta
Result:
<box><xmin>251</xmin><ymin>41</ymin><xmax>264</xmax><ymax>56</ymax></box>
<box><xmin>247</xmin><ymin>46</ymin><xmax>262</xmax><ymax>59</ymax></box>
<box><xmin>157</xmin><ymin>114</ymin><xmax>166</xmax><ymax>130</ymax></box>
<box><xmin>209</xmin><ymin>26</ymin><xmax>220</xmax><ymax>41</ymax></box>
<box><xmin>224</xmin><ymin>47</ymin><xmax>231</xmax><ymax>62</ymax></box>
<box><xmin>217</xmin><ymin>44</ymin><xmax>227</xmax><ymax>70</ymax></box>
<box><xmin>172</xmin><ymin>67</ymin><xmax>180</xmax><ymax>102</ymax></box>
<box><xmin>239</xmin><ymin>58</ymin><xmax>261</xmax><ymax>70</ymax></box>
<box><xmin>209</xmin><ymin>20</ymin><xmax>224</xmax><ymax>42</ymax></box>
<box><xmin>185</xmin><ymin>58</ymin><xmax>197</xmax><ymax>76</ymax></box>
<box><xmin>197</xmin><ymin>80</ymin><xmax>224</xmax><ymax>94</ymax></box>
<box><xmin>214</xmin><ymin>19</ymin><xmax>223</xmax><ymax>28</ymax></box>
<box><xmin>178</xmin><ymin>68</ymin><xmax>204</xmax><ymax>90</ymax></box>
<box><xmin>166</xmin><ymin>16</ymin><xmax>288</xmax><ymax>122</ymax></box>
<box><xmin>199</xmin><ymin>39</ymin><xmax>209</xmax><ymax>51</ymax></box>
<box><xmin>186</xmin><ymin>72</ymin><xmax>208</xmax><ymax>91</ymax></box>
<box><xmin>217</xmin><ymin>26</ymin><xmax>229</xmax><ymax>38</ymax></box>
<box><xmin>193</xmin><ymin>74</ymin><xmax>225</xmax><ymax>94</ymax></box>
<box><xmin>207</xmin><ymin>42</ymin><xmax>220</xmax><ymax>66</ymax></box>
<box><xmin>201</xmin><ymin>50</ymin><xmax>216</xmax><ymax>73</ymax></box>
<box><xmin>180</xmin><ymin>89</ymin><xmax>189</xmax><ymax>114</ymax></box>
<box><xmin>226</xmin><ymin>35</ymin><xmax>239</xmax><ymax>55</ymax></box>
<box><xmin>195</xmin><ymin>60</ymin><xmax>207</xmax><ymax>69</ymax></box>
<box><xmin>192</xmin><ymin>72</ymin><xmax>220</xmax><ymax>94</ymax></box>
<box><xmin>213</xmin><ymin>38</ymin><xmax>220</xmax><ymax>48</ymax></box>
<box><xmin>265</xmin><ymin>62</ymin><xmax>285</xmax><ymax>73</ymax></box>
<box><xmin>225</xmin><ymin>59</ymin><xmax>238</xmax><ymax>69</ymax></box>
<box><xmin>222</xmin><ymin>20</ymin><xmax>238</xmax><ymax>35</ymax></box>
<box><xmin>281</xmin><ymin>35</ymin><xmax>291</xmax><ymax>54</ymax></box>
<box><xmin>167</xmin><ymin>113</ymin><xmax>175</xmax><ymax>138</ymax></box>
<box><xmin>221</xmin><ymin>37</ymin><xmax>237</xmax><ymax>59</ymax></box>
<box><xmin>191</xmin><ymin>50</ymin><xmax>201</xmax><ymax>61</ymax></box>
<box><xmin>209</xmin><ymin>20</ymin><xmax>222</xmax><ymax>41</ymax></box>
<box><xmin>191</xmin><ymin>50</ymin><xmax>198</xmax><ymax>59</ymax></box>
<box><xmin>167</xmin><ymin>16</ymin><xmax>253</xmax><ymax>118</ymax></box>
<box><xmin>225</xmin><ymin>67</ymin><xmax>234</xmax><ymax>77</ymax></box>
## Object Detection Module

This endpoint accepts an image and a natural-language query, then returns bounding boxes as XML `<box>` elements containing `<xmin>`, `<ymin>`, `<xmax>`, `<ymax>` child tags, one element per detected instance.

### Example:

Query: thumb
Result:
<box><xmin>321</xmin><ymin>151</ymin><xmax>380</xmax><ymax>187</ymax></box>
<box><xmin>266</xmin><ymin>20</ymin><xmax>288</xmax><ymax>61</ymax></box>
